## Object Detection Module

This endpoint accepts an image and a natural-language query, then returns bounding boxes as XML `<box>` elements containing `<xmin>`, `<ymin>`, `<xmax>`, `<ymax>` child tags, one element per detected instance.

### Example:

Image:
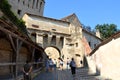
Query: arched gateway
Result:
<box><xmin>44</xmin><ymin>46</ymin><xmax>61</xmax><ymax>60</ymax></box>
<box><xmin>23</xmin><ymin>13</ymin><xmax>85</xmax><ymax>68</ymax></box>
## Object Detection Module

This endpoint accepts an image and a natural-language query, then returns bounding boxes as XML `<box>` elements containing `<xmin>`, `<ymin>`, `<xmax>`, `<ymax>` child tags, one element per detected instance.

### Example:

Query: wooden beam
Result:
<box><xmin>8</xmin><ymin>34</ymin><xmax>16</xmax><ymax>52</ymax></box>
<box><xmin>0</xmin><ymin>26</ymin><xmax>43</xmax><ymax>51</ymax></box>
<box><xmin>32</xmin><ymin>48</ymin><xmax>35</xmax><ymax>62</ymax></box>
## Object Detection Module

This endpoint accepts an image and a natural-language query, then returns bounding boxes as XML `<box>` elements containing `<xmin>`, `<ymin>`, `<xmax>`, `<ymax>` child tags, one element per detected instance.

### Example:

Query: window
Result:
<box><xmin>89</xmin><ymin>42</ymin><xmax>91</xmax><ymax>46</ymax></box>
<box><xmin>17</xmin><ymin>9</ymin><xmax>21</xmax><ymax>15</ymax></box>
<box><xmin>75</xmin><ymin>54</ymin><xmax>81</xmax><ymax>57</ymax></box>
<box><xmin>69</xmin><ymin>44</ymin><xmax>74</xmax><ymax>46</ymax></box>
<box><xmin>32</xmin><ymin>0</ymin><xmax>35</xmax><ymax>8</ymax></box>
<box><xmin>32</xmin><ymin>24</ymin><xmax>39</xmax><ymax>28</ymax></box>
<box><xmin>39</xmin><ymin>2</ymin><xmax>42</xmax><ymax>12</ymax></box>
<box><xmin>52</xmin><ymin>29</ymin><xmax>56</xmax><ymax>31</ymax></box>
<box><xmin>28</xmin><ymin>4</ymin><xmax>29</xmax><ymax>7</ymax></box>
<box><xmin>36</xmin><ymin>0</ymin><xmax>39</xmax><ymax>8</ymax></box>
<box><xmin>94</xmin><ymin>44</ymin><xmax>96</xmax><ymax>48</ymax></box>
<box><xmin>31</xmin><ymin>33</ymin><xmax>36</xmax><ymax>42</ymax></box>
<box><xmin>23</xmin><ymin>1</ymin><xmax>25</xmax><ymax>5</ymax></box>
<box><xmin>59</xmin><ymin>37</ymin><xmax>64</xmax><ymax>47</ymax></box>
<box><xmin>51</xmin><ymin>36</ymin><xmax>56</xmax><ymax>45</ymax></box>
<box><xmin>76</xmin><ymin>43</ymin><xmax>78</xmax><ymax>47</ymax></box>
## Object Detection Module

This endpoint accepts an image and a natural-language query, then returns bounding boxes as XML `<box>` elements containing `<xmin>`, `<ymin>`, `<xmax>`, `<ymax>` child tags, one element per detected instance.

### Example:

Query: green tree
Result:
<box><xmin>95</xmin><ymin>24</ymin><xmax>119</xmax><ymax>39</ymax></box>
<box><xmin>0</xmin><ymin>0</ymin><xmax>28</xmax><ymax>35</ymax></box>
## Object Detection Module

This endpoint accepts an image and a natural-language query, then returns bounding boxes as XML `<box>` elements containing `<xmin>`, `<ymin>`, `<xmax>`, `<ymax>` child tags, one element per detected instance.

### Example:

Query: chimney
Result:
<box><xmin>96</xmin><ymin>29</ymin><xmax>101</xmax><ymax>38</ymax></box>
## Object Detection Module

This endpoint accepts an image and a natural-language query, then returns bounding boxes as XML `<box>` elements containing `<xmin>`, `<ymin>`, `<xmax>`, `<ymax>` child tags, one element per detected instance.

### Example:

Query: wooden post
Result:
<box><xmin>32</xmin><ymin>48</ymin><xmax>35</xmax><ymax>62</ymax></box>
<box><xmin>8</xmin><ymin>34</ymin><xmax>17</xmax><ymax>79</ymax></box>
<box><xmin>15</xmin><ymin>39</ymin><xmax>23</xmax><ymax>80</ymax></box>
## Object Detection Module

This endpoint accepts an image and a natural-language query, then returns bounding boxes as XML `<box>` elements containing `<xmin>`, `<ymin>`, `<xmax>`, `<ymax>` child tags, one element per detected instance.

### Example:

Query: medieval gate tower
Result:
<box><xmin>7</xmin><ymin>0</ymin><xmax>45</xmax><ymax>18</ymax></box>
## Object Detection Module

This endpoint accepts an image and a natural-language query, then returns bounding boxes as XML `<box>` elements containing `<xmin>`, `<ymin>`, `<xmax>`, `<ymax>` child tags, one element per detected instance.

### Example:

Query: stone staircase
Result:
<box><xmin>74</xmin><ymin>68</ymin><xmax>102</xmax><ymax>80</ymax></box>
<box><xmin>34</xmin><ymin>68</ymin><xmax>110</xmax><ymax>80</ymax></box>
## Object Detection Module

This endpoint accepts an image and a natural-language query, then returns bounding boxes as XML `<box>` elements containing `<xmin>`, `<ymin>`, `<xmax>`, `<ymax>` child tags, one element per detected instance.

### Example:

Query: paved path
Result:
<box><xmin>33</xmin><ymin>68</ymin><xmax>108</xmax><ymax>80</ymax></box>
<box><xmin>34</xmin><ymin>69</ymin><xmax>72</xmax><ymax>80</ymax></box>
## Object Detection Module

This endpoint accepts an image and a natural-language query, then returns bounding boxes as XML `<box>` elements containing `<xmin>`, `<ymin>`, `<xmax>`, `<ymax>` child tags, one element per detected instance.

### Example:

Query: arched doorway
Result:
<box><xmin>44</xmin><ymin>46</ymin><xmax>61</xmax><ymax>60</ymax></box>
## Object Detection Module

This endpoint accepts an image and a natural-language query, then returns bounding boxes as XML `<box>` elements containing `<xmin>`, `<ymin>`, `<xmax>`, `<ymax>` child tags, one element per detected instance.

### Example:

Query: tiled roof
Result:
<box><xmin>61</xmin><ymin>13</ymin><xmax>75</xmax><ymax>21</ymax></box>
<box><xmin>82</xmin><ymin>29</ymin><xmax>102</xmax><ymax>41</ymax></box>
<box><xmin>24</xmin><ymin>13</ymin><xmax>70</xmax><ymax>24</ymax></box>
<box><xmin>61</xmin><ymin>13</ymin><xmax>82</xmax><ymax>28</ymax></box>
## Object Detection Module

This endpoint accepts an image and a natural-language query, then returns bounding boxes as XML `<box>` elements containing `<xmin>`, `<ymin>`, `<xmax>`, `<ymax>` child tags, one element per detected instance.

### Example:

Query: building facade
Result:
<box><xmin>22</xmin><ymin>13</ymin><xmax>102</xmax><ymax>68</ymax></box>
<box><xmin>7</xmin><ymin>0</ymin><xmax>45</xmax><ymax>18</ymax></box>
<box><xmin>22</xmin><ymin>13</ymin><xmax>84</xmax><ymax>68</ymax></box>
<box><xmin>82</xmin><ymin>29</ymin><xmax>101</xmax><ymax>50</ymax></box>
<box><xmin>6</xmin><ymin>0</ymin><xmax>102</xmax><ymax>68</ymax></box>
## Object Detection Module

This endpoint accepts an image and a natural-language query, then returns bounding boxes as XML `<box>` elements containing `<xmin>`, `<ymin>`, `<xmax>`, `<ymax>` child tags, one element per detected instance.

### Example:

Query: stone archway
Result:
<box><xmin>44</xmin><ymin>46</ymin><xmax>61</xmax><ymax>60</ymax></box>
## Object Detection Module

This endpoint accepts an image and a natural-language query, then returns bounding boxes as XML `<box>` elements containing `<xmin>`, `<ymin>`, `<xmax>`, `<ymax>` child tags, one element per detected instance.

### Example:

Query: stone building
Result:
<box><xmin>22</xmin><ymin>13</ymin><xmax>83</xmax><ymax>67</ymax></box>
<box><xmin>82</xmin><ymin>29</ymin><xmax>101</xmax><ymax>51</ymax></box>
<box><xmin>22</xmin><ymin>13</ymin><xmax>102</xmax><ymax>68</ymax></box>
<box><xmin>88</xmin><ymin>32</ymin><xmax>120</xmax><ymax>79</ymax></box>
<box><xmin>7</xmin><ymin>0</ymin><xmax>45</xmax><ymax>18</ymax></box>
<box><xmin>6</xmin><ymin>0</ymin><xmax>102</xmax><ymax>68</ymax></box>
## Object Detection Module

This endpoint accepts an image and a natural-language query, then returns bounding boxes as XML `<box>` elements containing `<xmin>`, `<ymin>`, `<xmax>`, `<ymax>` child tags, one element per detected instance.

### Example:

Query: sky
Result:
<box><xmin>44</xmin><ymin>0</ymin><xmax>120</xmax><ymax>29</ymax></box>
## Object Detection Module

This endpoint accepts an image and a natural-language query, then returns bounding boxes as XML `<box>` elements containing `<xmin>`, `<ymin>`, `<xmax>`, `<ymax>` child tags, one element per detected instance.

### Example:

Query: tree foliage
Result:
<box><xmin>95</xmin><ymin>24</ymin><xmax>119</xmax><ymax>39</ymax></box>
<box><xmin>0</xmin><ymin>0</ymin><xmax>28</xmax><ymax>35</ymax></box>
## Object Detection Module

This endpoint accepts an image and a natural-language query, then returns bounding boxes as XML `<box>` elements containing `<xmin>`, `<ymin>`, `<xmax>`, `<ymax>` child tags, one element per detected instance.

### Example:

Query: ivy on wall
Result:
<box><xmin>0</xmin><ymin>0</ymin><xmax>28</xmax><ymax>35</ymax></box>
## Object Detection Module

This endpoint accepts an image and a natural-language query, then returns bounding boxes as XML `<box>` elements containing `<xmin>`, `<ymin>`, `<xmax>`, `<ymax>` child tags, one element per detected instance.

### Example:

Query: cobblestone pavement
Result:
<box><xmin>33</xmin><ymin>68</ymin><xmax>108</xmax><ymax>80</ymax></box>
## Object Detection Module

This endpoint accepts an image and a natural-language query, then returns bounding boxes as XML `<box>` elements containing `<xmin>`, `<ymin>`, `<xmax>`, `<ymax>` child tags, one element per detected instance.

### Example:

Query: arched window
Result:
<box><xmin>39</xmin><ymin>2</ymin><xmax>42</xmax><ymax>12</ymax></box>
<box><xmin>36</xmin><ymin>0</ymin><xmax>39</xmax><ymax>8</ymax></box>
<box><xmin>51</xmin><ymin>36</ymin><xmax>56</xmax><ymax>45</ymax></box>
<box><xmin>32</xmin><ymin>0</ymin><xmax>35</xmax><ymax>8</ymax></box>
<box><xmin>31</xmin><ymin>33</ymin><xmax>36</xmax><ymax>42</ymax></box>
<box><xmin>59</xmin><ymin>37</ymin><xmax>64</xmax><ymax>48</ymax></box>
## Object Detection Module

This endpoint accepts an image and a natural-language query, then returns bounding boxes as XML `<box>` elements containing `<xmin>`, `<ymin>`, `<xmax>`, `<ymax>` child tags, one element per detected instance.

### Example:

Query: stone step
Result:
<box><xmin>34</xmin><ymin>68</ymin><xmax>108</xmax><ymax>80</ymax></box>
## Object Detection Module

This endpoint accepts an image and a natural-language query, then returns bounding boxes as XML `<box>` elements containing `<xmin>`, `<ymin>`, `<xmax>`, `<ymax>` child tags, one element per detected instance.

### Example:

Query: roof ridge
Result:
<box><xmin>61</xmin><ymin>13</ymin><xmax>75</xmax><ymax>20</ymax></box>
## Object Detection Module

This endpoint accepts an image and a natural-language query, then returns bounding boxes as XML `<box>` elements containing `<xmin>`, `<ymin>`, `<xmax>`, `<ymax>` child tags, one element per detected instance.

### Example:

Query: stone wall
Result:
<box><xmin>23</xmin><ymin>13</ymin><xmax>86</xmax><ymax>68</ymax></box>
<box><xmin>83</xmin><ymin>31</ymin><xmax>101</xmax><ymax>50</ymax></box>
<box><xmin>0</xmin><ymin>38</ymin><xmax>30</xmax><ymax>75</ymax></box>
<box><xmin>7</xmin><ymin>0</ymin><xmax>45</xmax><ymax>18</ymax></box>
<box><xmin>89</xmin><ymin>38</ymin><xmax>120</xmax><ymax>79</ymax></box>
<box><xmin>23</xmin><ymin>14</ymin><xmax>70</xmax><ymax>35</ymax></box>
<box><xmin>0</xmin><ymin>38</ymin><xmax>12</xmax><ymax>75</ymax></box>
<box><xmin>0</xmin><ymin>50</ymin><xmax>11</xmax><ymax>75</ymax></box>
<box><xmin>23</xmin><ymin>13</ymin><xmax>102</xmax><ymax>68</ymax></box>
